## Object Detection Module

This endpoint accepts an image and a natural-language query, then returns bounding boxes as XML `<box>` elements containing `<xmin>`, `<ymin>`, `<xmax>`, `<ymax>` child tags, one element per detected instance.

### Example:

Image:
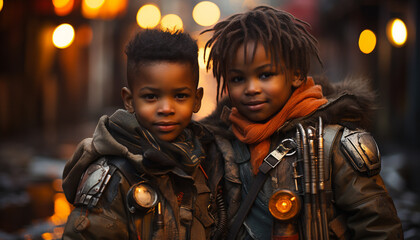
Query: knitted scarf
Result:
<box><xmin>229</xmin><ymin>77</ymin><xmax>328</xmax><ymax>175</ymax></box>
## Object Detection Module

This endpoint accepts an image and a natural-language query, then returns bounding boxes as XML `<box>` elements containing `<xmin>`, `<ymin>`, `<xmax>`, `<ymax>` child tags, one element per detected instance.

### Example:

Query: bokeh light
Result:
<box><xmin>160</xmin><ymin>14</ymin><xmax>183</xmax><ymax>32</ymax></box>
<box><xmin>193</xmin><ymin>1</ymin><xmax>220</xmax><ymax>26</ymax></box>
<box><xmin>81</xmin><ymin>0</ymin><xmax>127</xmax><ymax>19</ymax></box>
<box><xmin>0</xmin><ymin>0</ymin><xmax>3</xmax><ymax>12</ymax></box>
<box><xmin>52</xmin><ymin>23</ymin><xmax>75</xmax><ymax>49</ymax></box>
<box><xmin>52</xmin><ymin>0</ymin><xmax>70</xmax><ymax>8</ymax></box>
<box><xmin>387</xmin><ymin>18</ymin><xmax>407</xmax><ymax>47</ymax></box>
<box><xmin>137</xmin><ymin>4</ymin><xmax>161</xmax><ymax>29</ymax></box>
<box><xmin>84</xmin><ymin>0</ymin><xmax>105</xmax><ymax>9</ymax></box>
<box><xmin>49</xmin><ymin>193</ymin><xmax>71</xmax><ymax>225</ymax></box>
<box><xmin>358</xmin><ymin>29</ymin><xmax>376</xmax><ymax>54</ymax></box>
<box><xmin>53</xmin><ymin>0</ymin><xmax>74</xmax><ymax>16</ymax></box>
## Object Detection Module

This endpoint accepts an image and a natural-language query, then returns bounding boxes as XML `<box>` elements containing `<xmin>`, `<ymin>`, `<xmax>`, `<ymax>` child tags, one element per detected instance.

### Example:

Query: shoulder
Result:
<box><xmin>338</xmin><ymin>128</ymin><xmax>381</xmax><ymax>177</ymax></box>
<box><xmin>73</xmin><ymin>156</ymin><xmax>140</xmax><ymax>209</ymax></box>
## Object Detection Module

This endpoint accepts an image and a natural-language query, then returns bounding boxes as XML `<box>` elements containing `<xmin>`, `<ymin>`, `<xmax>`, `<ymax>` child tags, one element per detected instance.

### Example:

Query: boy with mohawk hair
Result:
<box><xmin>62</xmin><ymin>29</ymin><xmax>227</xmax><ymax>240</ymax></box>
<box><xmin>202</xmin><ymin>5</ymin><xmax>403</xmax><ymax>240</ymax></box>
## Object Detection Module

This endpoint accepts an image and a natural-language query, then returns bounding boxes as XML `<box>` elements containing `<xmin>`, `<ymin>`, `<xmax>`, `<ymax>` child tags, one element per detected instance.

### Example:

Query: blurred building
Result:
<box><xmin>0</xmin><ymin>0</ymin><xmax>418</xmax><ymax>239</ymax></box>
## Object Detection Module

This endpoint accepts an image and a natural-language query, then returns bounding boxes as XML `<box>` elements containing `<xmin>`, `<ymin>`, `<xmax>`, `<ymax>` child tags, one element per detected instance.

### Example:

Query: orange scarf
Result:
<box><xmin>229</xmin><ymin>77</ymin><xmax>327</xmax><ymax>175</ymax></box>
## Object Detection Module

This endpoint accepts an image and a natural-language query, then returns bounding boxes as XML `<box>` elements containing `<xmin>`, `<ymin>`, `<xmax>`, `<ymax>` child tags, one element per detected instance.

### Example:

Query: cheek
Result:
<box><xmin>227</xmin><ymin>87</ymin><xmax>241</xmax><ymax>103</ymax></box>
<box><xmin>134</xmin><ymin>102</ymin><xmax>155</xmax><ymax>122</ymax></box>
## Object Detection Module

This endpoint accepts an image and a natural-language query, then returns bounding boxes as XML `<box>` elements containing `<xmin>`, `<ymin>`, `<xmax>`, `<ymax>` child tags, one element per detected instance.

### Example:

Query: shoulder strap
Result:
<box><xmin>228</xmin><ymin>141</ymin><xmax>296</xmax><ymax>239</ymax></box>
<box><xmin>106</xmin><ymin>156</ymin><xmax>143</xmax><ymax>185</ymax></box>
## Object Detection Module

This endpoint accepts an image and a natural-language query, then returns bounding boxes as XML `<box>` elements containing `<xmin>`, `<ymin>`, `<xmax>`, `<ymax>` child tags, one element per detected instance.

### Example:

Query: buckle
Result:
<box><xmin>264</xmin><ymin>149</ymin><xmax>284</xmax><ymax>168</ymax></box>
<box><xmin>281</xmin><ymin>138</ymin><xmax>297</xmax><ymax>156</ymax></box>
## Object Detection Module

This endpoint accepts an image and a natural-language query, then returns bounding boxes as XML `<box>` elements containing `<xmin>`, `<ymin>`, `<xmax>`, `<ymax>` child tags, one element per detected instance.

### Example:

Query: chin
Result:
<box><xmin>246</xmin><ymin>114</ymin><xmax>269</xmax><ymax>123</ymax></box>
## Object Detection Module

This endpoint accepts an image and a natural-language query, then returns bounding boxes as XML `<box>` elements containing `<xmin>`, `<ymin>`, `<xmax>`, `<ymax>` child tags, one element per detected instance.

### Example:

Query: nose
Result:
<box><xmin>157</xmin><ymin>98</ymin><xmax>175</xmax><ymax>116</ymax></box>
<box><xmin>244</xmin><ymin>78</ymin><xmax>262</xmax><ymax>96</ymax></box>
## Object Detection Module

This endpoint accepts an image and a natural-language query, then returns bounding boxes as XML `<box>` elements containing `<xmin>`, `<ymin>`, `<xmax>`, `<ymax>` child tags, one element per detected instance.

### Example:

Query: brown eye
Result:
<box><xmin>260</xmin><ymin>72</ymin><xmax>275</xmax><ymax>80</ymax></box>
<box><xmin>230</xmin><ymin>76</ymin><xmax>244</xmax><ymax>83</ymax></box>
<box><xmin>175</xmin><ymin>93</ymin><xmax>189</xmax><ymax>100</ymax></box>
<box><xmin>142</xmin><ymin>94</ymin><xmax>157</xmax><ymax>101</ymax></box>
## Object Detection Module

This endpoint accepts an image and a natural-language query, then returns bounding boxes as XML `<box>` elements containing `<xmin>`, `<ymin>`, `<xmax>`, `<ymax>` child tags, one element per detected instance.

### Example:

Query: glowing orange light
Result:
<box><xmin>387</xmin><ymin>18</ymin><xmax>407</xmax><ymax>47</ymax></box>
<box><xmin>268</xmin><ymin>190</ymin><xmax>301</xmax><ymax>220</ymax></box>
<box><xmin>49</xmin><ymin>193</ymin><xmax>71</xmax><ymax>225</ymax></box>
<box><xmin>358</xmin><ymin>29</ymin><xmax>376</xmax><ymax>54</ymax></box>
<box><xmin>42</xmin><ymin>232</ymin><xmax>53</xmax><ymax>240</ymax></box>
<box><xmin>0</xmin><ymin>0</ymin><xmax>4</xmax><ymax>12</ymax></box>
<box><xmin>137</xmin><ymin>4</ymin><xmax>161</xmax><ymax>29</ymax></box>
<box><xmin>160</xmin><ymin>14</ymin><xmax>183</xmax><ymax>32</ymax></box>
<box><xmin>100</xmin><ymin>0</ymin><xmax>128</xmax><ymax>19</ymax></box>
<box><xmin>277</xmin><ymin>199</ymin><xmax>292</xmax><ymax>213</ymax></box>
<box><xmin>85</xmin><ymin>0</ymin><xmax>104</xmax><ymax>9</ymax></box>
<box><xmin>53</xmin><ymin>0</ymin><xmax>74</xmax><ymax>16</ymax></box>
<box><xmin>52</xmin><ymin>23</ymin><xmax>75</xmax><ymax>49</ymax></box>
<box><xmin>82</xmin><ymin>0</ymin><xmax>127</xmax><ymax>19</ymax></box>
<box><xmin>53</xmin><ymin>0</ymin><xmax>68</xmax><ymax>8</ymax></box>
<box><xmin>193</xmin><ymin>1</ymin><xmax>220</xmax><ymax>26</ymax></box>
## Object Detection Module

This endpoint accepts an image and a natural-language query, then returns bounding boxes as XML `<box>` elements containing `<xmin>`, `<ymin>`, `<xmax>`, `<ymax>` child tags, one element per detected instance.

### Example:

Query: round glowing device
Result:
<box><xmin>358</xmin><ymin>29</ymin><xmax>376</xmax><ymax>54</ymax></box>
<box><xmin>137</xmin><ymin>4</ymin><xmax>161</xmax><ymax>29</ymax></box>
<box><xmin>269</xmin><ymin>189</ymin><xmax>301</xmax><ymax>220</ymax></box>
<box><xmin>193</xmin><ymin>1</ymin><xmax>220</xmax><ymax>26</ymax></box>
<box><xmin>387</xmin><ymin>18</ymin><xmax>407</xmax><ymax>47</ymax></box>
<box><xmin>52</xmin><ymin>23</ymin><xmax>75</xmax><ymax>49</ymax></box>
<box><xmin>127</xmin><ymin>183</ymin><xmax>158</xmax><ymax>212</ymax></box>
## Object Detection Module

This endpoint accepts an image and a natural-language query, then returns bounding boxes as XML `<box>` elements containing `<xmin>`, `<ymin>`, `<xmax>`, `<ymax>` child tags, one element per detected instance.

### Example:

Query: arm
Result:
<box><xmin>62</xmin><ymin>159</ymin><xmax>132</xmax><ymax>240</ymax></box>
<box><xmin>331</xmin><ymin>128</ymin><xmax>403</xmax><ymax>239</ymax></box>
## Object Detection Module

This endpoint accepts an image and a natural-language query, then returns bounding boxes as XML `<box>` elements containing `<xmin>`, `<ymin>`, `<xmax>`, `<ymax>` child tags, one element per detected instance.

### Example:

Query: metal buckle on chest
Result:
<box><xmin>264</xmin><ymin>149</ymin><xmax>284</xmax><ymax>168</ymax></box>
<box><xmin>261</xmin><ymin>139</ymin><xmax>297</xmax><ymax>173</ymax></box>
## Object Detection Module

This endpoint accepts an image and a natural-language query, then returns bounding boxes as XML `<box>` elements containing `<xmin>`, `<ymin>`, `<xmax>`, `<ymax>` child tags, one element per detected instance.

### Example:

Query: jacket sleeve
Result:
<box><xmin>331</xmin><ymin>129</ymin><xmax>403</xmax><ymax>239</ymax></box>
<box><xmin>62</xmin><ymin>169</ymin><xmax>132</xmax><ymax>240</ymax></box>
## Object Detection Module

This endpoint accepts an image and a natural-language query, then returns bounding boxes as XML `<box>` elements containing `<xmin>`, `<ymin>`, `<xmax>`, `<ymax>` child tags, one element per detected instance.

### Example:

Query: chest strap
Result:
<box><xmin>228</xmin><ymin>140</ymin><xmax>297</xmax><ymax>239</ymax></box>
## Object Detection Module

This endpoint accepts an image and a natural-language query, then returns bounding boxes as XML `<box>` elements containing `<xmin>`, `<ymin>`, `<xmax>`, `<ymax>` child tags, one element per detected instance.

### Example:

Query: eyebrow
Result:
<box><xmin>139</xmin><ymin>87</ymin><xmax>193</xmax><ymax>92</ymax></box>
<box><xmin>228</xmin><ymin>63</ymin><xmax>274</xmax><ymax>73</ymax></box>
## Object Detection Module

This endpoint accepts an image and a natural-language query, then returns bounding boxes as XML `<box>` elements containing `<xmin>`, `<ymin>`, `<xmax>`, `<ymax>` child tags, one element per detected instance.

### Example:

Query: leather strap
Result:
<box><xmin>228</xmin><ymin>141</ymin><xmax>296</xmax><ymax>239</ymax></box>
<box><xmin>107</xmin><ymin>156</ymin><xmax>142</xmax><ymax>185</ymax></box>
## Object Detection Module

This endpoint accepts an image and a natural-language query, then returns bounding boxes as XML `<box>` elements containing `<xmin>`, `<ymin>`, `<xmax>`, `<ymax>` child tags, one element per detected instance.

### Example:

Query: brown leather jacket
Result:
<box><xmin>203</xmin><ymin>77</ymin><xmax>404</xmax><ymax>239</ymax></box>
<box><xmin>62</xmin><ymin>110</ymin><xmax>220</xmax><ymax>240</ymax></box>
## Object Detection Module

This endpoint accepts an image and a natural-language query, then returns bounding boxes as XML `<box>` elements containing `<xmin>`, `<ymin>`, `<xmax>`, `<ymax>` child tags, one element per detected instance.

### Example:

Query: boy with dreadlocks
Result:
<box><xmin>202</xmin><ymin>5</ymin><xmax>403</xmax><ymax>240</ymax></box>
<box><xmin>61</xmin><ymin>29</ymin><xmax>227</xmax><ymax>239</ymax></box>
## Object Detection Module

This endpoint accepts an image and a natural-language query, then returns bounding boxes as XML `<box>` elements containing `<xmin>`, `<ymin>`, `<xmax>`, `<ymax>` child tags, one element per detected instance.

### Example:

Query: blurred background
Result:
<box><xmin>0</xmin><ymin>0</ymin><xmax>419</xmax><ymax>239</ymax></box>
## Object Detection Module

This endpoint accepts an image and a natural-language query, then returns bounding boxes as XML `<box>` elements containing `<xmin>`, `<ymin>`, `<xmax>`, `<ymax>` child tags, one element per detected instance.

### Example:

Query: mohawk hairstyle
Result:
<box><xmin>125</xmin><ymin>29</ymin><xmax>199</xmax><ymax>88</ymax></box>
<box><xmin>202</xmin><ymin>5</ymin><xmax>322</xmax><ymax>100</ymax></box>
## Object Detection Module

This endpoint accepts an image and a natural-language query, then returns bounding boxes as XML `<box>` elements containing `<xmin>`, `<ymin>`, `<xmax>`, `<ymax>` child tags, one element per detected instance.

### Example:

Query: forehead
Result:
<box><xmin>231</xmin><ymin>42</ymin><xmax>271</xmax><ymax>65</ymax></box>
<box><xmin>133</xmin><ymin>61</ymin><xmax>196</xmax><ymax>88</ymax></box>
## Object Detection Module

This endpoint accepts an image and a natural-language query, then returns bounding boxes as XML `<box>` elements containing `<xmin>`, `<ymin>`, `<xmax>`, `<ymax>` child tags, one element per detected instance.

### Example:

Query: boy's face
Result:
<box><xmin>122</xmin><ymin>62</ymin><xmax>203</xmax><ymax>142</ymax></box>
<box><xmin>226</xmin><ymin>42</ymin><xmax>303</xmax><ymax>122</ymax></box>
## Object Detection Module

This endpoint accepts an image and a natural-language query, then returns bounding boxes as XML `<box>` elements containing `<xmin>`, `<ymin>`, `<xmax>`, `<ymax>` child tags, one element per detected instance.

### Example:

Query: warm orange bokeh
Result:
<box><xmin>82</xmin><ymin>0</ymin><xmax>127</xmax><ymax>19</ymax></box>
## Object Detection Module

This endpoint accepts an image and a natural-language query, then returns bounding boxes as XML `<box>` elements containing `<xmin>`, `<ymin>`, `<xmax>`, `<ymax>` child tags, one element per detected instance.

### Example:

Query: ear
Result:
<box><xmin>193</xmin><ymin>87</ymin><xmax>204</xmax><ymax>113</ymax></box>
<box><xmin>121</xmin><ymin>87</ymin><xmax>134</xmax><ymax>113</ymax></box>
<box><xmin>291</xmin><ymin>75</ymin><xmax>304</xmax><ymax>88</ymax></box>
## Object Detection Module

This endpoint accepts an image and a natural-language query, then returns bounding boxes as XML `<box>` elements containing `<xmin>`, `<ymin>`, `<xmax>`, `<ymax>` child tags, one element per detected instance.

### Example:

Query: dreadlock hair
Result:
<box><xmin>202</xmin><ymin>5</ymin><xmax>322</xmax><ymax>101</ymax></box>
<box><xmin>125</xmin><ymin>29</ymin><xmax>199</xmax><ymax>88</ymax></box>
